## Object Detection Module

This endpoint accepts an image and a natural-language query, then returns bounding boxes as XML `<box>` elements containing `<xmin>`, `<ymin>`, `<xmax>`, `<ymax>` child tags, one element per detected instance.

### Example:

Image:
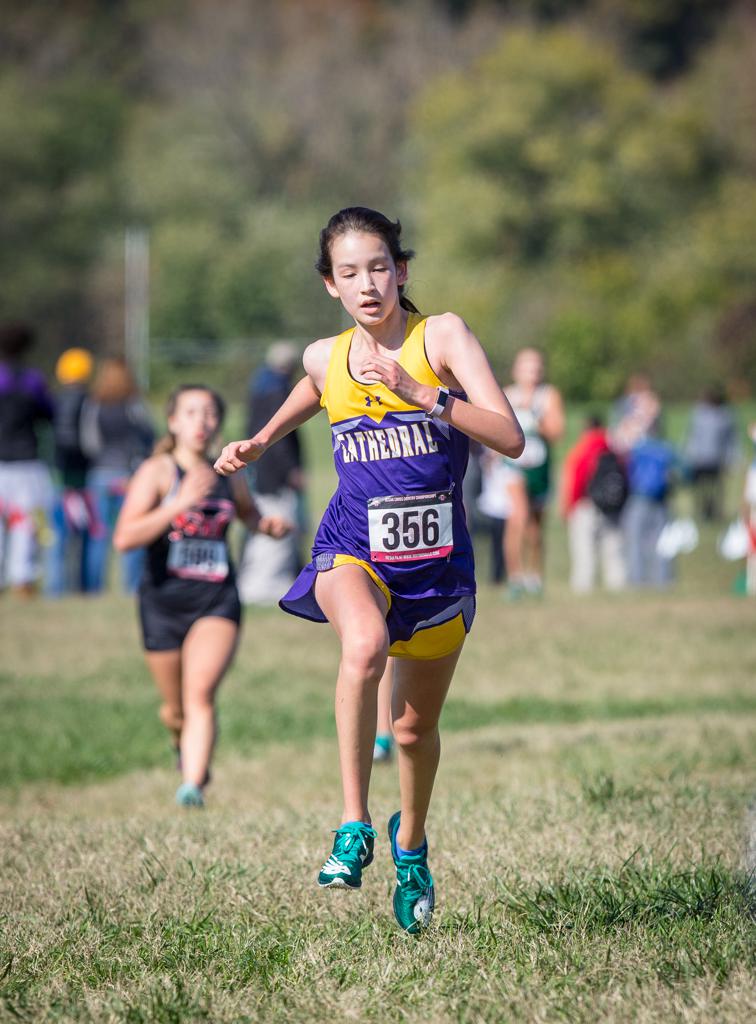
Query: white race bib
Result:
<box><xmin>367</xmin><ymin>489</ymin><xmax>454</xmax><ymax>563</ymax></box>
<box><xmin>167</xmin><ymin>538</ymin><xmax>229</xmax><ymax>581</ymax></box>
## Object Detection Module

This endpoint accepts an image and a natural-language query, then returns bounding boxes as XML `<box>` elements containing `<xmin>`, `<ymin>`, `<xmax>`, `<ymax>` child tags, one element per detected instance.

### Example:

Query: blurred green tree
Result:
<box><xmin>437</xmin><ymin>0</ymin><xmax>734</xmax><ymax>78</ymax></box>
<box><xmin>407</xmin><ymin>23</ymin><xmax>756</xmax><ymax>397</ymax></box>
<box><xmin>0</xmin><ymin>72</ymin><xmax>125</xmax><ymax>349</ymax></box>
<box><xmin>0</xmin><ymin>0</ymin><xmax>752</xmax><ymax>398</ymax></box>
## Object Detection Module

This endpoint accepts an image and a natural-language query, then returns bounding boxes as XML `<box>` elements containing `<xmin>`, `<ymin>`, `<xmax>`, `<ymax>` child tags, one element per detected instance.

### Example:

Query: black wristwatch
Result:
<box><xmin>428</xmin><ymin>386</ymin><xmax>450</xmax><ymax>419</ymax></box>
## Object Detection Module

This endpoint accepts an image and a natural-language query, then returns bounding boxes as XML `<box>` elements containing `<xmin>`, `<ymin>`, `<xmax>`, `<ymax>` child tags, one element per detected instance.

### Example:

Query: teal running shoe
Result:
<box><xmin>175</xmin><ymin>782</ymin><xmax>204</xmax><ymax>808</ymax></box>
<box><xmin>504</xmin><ymin>579</ymin><xmax>527</xmax><ymax>603</ymax></box>
<box><xmin>373</xmin><ymin>734</ymin><xmax>393</xmax><ymax>764</ymax></box>
<box><xmin>387</xmin><ymin>811</ymin><xmax>435</xmax><ymax>934</ymax></box>
<box><xmin>317</xmin><ymin>821</ymin><xmax>376</xmax><ymax>889</ymax></box>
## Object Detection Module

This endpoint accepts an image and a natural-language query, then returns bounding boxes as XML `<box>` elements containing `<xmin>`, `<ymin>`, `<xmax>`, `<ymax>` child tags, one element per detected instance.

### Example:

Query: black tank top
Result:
<box><xmin>142</xmin><ymin>461</ymin><xmax>237</xmax><ymax>593</ymax></box>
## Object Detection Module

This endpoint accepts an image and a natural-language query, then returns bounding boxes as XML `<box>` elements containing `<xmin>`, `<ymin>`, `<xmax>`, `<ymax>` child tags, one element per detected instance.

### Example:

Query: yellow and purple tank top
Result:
<box><xmin>282</xmin><ymin>313</ymin><xmax>475</xmax><ymax>610</ymax></box>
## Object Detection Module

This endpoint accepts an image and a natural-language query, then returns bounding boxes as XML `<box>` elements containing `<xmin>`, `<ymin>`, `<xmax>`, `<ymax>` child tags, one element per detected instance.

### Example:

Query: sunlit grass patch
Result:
<box><xmin>497</xmin><ymin>856</ymin><xmax>751</xmax><ymax>940</ymax></box>
<box><xmin>2</xmin><ymin>835</ymin><xmax>753</xmax><ymax>1022</ymax></box>
<box><xmin>442</xmin><ymin>691</ymin><xmax>756</xmax><ymax>731</ymax></box>
<box><xmin>2</xmin><ymin>492</ymin><xmax>756</xmax><ymax>1021</ymax></box>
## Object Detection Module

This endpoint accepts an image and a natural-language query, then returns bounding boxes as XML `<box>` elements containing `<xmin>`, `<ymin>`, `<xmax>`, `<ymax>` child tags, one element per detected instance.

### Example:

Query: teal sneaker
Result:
<box><xmin>175</xmin><ymin>782</ymin><xmax>204</xmax><ymax>808</ymax></box>
<box><xmin>317</xmin><ymin>821</ymin><xmax>376</xmax><ymax>889</ymax></box>
<box><xmin>373</xmin><ymin>734</ymin><xmax>393</xmax><ymax>764</ymax></box>
<box><xmin>387</xmin><ymin>811</ymin><xmax>435</xmax><ymax>934</ymax></box>
<box><xmin>504</xmin><ymin>579</ymin><xmax>527</xmax><ymax>602</ymax></box>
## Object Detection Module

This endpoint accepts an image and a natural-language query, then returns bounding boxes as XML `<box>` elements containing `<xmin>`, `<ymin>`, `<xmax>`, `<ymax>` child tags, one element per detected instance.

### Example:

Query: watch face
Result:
<box><xmin>430</xmin><ymin>388</ymin><xmax>449</xmax><ymax>418</ymax></box>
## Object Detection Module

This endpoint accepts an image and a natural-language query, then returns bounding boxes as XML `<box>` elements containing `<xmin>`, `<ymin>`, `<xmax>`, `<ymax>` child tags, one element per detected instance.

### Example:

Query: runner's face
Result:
<box><xmin>512</xmin><ymin>350</ymin><xmax>543</xmax><ymax>388</ymax></box>
<box><xmin>169</xmin><ymin>391</ymin><xmax>220</xmax><ymax>453</ymax></box>
<box><xmin>323</xmin><ymin>231</ymin><xmax>407</xmax><ymax>325</ymax></box>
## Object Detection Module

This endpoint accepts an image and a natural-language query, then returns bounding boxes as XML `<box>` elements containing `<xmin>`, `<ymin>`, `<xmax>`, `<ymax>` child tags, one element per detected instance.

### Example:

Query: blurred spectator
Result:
<box><xmin>503</xmin><ymin>348</ymin><xmax>564</xmax><ymax>598</ymax></box>
<box><xmin>47</xmin><ymin>348</ymin><xmax>98</xmax><ymax>596</ymax></box>
<box><xmin>683</xmin><ymin>385</ymin><xmax>738</xmax><ymax>522</ymax></box>
<box><xmin>80</xmin><ymin>356</ymin><xmax>154</xmax><ymax>592</ymax></box>
<box><xmin>561</xmin><ymin>415</ymin><xmax>627</xmax><ymax>594</ymax></box>
<box><xmin>0</xmin><ymin>322</ymin><xmax>55</xmax><ymax>596</ymax></box>
<box><xmin>623</xmin><ymin>434</ymin><xmax>678</xmax><ymax>588</ymax></box>
<box><xmin>237</xmin><ymin>342</ymin><xmax>305</xmax><ymax>604</ymax></box>
<box><xmin>744</xmin><ymin>424</ymin><xmax>756</xmax><ymax>596</ymax></box>
<box><xmin>476</xmin><ymin>447</ymin><xmax>514</xmax><ymax>585</ymax></box>
<box><xmin>462</xmin><ymin>439</ymin><xmax>483</xmax><ymax>537</ymax></box>
<box><xmin>611</xmin><ymin>374</ymin><xmax>661</xmax><ymax>453</ymax></box>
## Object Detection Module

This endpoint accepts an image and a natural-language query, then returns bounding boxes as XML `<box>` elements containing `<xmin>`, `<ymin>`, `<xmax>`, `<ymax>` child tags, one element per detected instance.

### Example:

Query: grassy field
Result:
<box><xmin>1</xmin><ymin>414</ymin><xmax>755</xmax><ymax>1022</ymax></box>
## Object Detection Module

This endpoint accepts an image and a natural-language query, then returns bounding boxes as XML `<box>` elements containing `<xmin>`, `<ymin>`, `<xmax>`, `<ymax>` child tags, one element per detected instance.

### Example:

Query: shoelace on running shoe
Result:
<box><xmin>331</xmin><ymin>822</ymin><xmax>377</xmax><ymax>860</ymax></box>
<box><xmin>323</xmin><ymin>819</ymin><xmax>374</xmax><ymax>868</ymax></box>
<box><xmin>399</xmin><ymin>863</ymin><xmax>432</xmax><ymax>902</ymax></box>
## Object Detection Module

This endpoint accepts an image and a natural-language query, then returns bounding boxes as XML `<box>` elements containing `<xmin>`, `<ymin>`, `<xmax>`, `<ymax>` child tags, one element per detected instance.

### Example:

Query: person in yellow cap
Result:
<box><xmin>56</xmin><ymin>347</ymin><xmax>93</xmax><ymax>387</ymax></box>
<box><xmin>47</xmin><ymin>347</ymin><xmax>97</xmax><ymax>595</ymax></box>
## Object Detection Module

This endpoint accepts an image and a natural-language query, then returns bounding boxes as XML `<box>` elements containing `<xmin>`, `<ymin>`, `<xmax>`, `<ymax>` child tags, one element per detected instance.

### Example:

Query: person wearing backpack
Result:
<box><xmin>561</xmin><ymin>415</ymin><xmax>626</xmax><ymax>593</ymax></box>
<box><xmin>623</xmin><ymin>433</ymin><xmax>678</xmax><ymax>587</ymax></box>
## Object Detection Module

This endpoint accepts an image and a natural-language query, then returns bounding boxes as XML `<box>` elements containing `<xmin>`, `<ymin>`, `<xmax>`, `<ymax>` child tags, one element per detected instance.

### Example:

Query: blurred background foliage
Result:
<box><xmin>1</xmin><ymin>0</ymin><xmax>754</xmax><ymax>398</ymax></box>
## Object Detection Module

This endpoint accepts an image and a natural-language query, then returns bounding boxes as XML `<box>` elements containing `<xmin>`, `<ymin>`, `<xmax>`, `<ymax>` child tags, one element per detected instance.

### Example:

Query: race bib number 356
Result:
<box><xmin>367</xmin><ymin>489</ymin><xmax>454</xmax><ymax>563</ymax></box>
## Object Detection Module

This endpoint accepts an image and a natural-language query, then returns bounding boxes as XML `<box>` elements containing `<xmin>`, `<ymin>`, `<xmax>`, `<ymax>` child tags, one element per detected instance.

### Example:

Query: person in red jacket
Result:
<box><xmin>560</xmin><ymin>415</ymin><xmax>626</xmax><ymax>593</ymax></box>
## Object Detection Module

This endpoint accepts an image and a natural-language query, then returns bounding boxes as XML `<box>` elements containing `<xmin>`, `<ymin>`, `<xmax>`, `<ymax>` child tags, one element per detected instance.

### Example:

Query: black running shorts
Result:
<box><xmin>138</xmin><ymin>581</ymin><xmax>242</xmax><ymax>652</ymax></box>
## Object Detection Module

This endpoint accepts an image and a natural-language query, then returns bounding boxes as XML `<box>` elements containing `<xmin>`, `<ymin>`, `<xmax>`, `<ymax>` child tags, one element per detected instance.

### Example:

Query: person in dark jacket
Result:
<box><xmin>684</xmin><ymin>385</ymin><xmax>738</xmax><ymax>522</ymax></box>
<box><xmin>0</xmin><ymin>322</ymin><xmax>55</xmax><ymax>595</ymax></box>
<box><xmin>47</xmin><ymin>347</ymin><xmax>97</xmax><ymax>595</ymax></box>
<box><xmin>80</xmin><ymin>356</ymin><xmax>154</xmax><ymax>592</ymax></box>
<box><xmin>237</xmin><ymin>342</ymin><xmax>306</xmax><ymax>604</ymax></box>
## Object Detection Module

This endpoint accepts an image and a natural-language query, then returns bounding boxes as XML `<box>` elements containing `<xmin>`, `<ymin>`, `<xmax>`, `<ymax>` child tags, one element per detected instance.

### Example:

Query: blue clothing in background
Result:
<box><xmin>627</xmin><ymin>438</ymin><xmax>677</xmax><ymax>501</ymax></box>
<box><xmin>80</xmin><ymin>398</ymin><xmax>154</xmax><ymax>593</ymax></box>
<box><xmin>624</xmin><ymin>438</ymin><xmax>678</xmax><ymax>588</ymax></box>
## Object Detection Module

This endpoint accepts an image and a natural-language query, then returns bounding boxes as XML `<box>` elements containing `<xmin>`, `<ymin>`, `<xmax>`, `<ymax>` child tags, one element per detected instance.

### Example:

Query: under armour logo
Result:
<box><xmin>365</xmin><ymin>395</ymin><xmax>383</xmax><ymax>407</ymax></box>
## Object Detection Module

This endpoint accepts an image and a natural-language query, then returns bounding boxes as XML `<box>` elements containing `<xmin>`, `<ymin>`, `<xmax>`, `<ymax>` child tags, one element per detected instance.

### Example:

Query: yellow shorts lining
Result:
<box><xmin>331</xmin><ymin>554</ymin><xmax>392</xmax><ymax>609</ymax></box>
<box><xmin>328</xmin><ymin>554</ymin><xmax>466</xmax><ymax>662</ymax></box>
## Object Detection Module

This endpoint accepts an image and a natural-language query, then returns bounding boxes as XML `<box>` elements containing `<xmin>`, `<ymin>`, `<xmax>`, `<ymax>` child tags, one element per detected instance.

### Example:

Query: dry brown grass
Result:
<box><xmin>1</xmin><ymin>537</ymin><xmax>755</xmax><ymax>1020</ymax></box>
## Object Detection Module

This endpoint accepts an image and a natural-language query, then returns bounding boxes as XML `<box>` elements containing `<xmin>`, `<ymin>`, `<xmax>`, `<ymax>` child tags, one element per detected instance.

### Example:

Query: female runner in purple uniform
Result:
<box><xmin>215</xmin><ymin>208</ymin><xmax>524</xmax><ymax>932</ymax></box>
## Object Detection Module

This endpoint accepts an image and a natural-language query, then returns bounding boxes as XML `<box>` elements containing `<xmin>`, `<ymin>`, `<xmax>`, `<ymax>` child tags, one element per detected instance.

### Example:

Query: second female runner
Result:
<box><xmin>115</xmin><ymin>385</ymin><xmax>288</xmax><ymax>807</ymax></box>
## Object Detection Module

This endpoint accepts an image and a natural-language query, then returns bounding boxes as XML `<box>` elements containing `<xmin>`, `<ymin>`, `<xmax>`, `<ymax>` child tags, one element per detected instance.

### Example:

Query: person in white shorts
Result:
<box><xmin>0</xmin><ymin>322</ymin><xmax>55</xmax><ymax>595</ymax></box>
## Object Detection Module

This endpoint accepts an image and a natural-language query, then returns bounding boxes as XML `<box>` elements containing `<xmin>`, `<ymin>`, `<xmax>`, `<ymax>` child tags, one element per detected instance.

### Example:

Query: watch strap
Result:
<box><xmin>428</xmin><ymin>386</ymin><xmax>450</xmax><ymax>419</ymax></box>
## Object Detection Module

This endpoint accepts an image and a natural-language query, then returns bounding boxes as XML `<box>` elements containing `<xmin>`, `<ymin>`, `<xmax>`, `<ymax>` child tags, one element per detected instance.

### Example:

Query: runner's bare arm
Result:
<box><xmin>113</xmin><ymin>457</ymin><xmax>214</xmax><ymax>550</ymax></box>
<box><xmin>430</xmin><ymin>314</ymin><xmax>524</xmax><ymax>456</ymax></box>
<box><xmin>539</xmin><ymin>386</ymin><xmax>565</xmax><ymax>443</ymax></box>
<box><xmin>229</xmin><ymin>474</ymin><xmax>291</xmax><ymax>538</ymax></box>
<box><xmin>361</xmin><ymin>313</ymin><xmax>524</xmax><ymax>458</ymax></box>
<box><xmin>214</xmin><ymin>345</ymin><xmax>331</xmax><ymax>477</ymax></box>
